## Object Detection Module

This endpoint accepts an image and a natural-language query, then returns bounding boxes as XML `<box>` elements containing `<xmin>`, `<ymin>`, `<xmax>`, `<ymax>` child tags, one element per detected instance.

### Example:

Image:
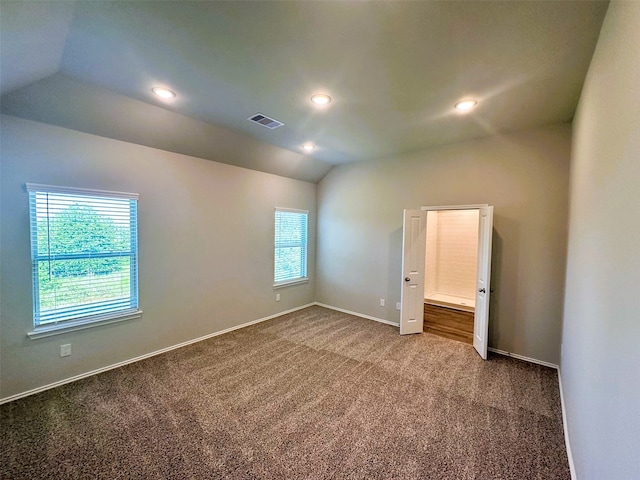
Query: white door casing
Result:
<box><xmin>400</xmin><ymin>209</ymin><xmax>427</xmax><ymax>335</ymax></box>
<box><xmin>404</xmin><ymin>204</ymin><xmax>493</xmax><ymax>360</ymax></box>
<box><xmin>473</xmin><ymin>206</ymin><xmax>493</xmax><ymax>359</ymax></box>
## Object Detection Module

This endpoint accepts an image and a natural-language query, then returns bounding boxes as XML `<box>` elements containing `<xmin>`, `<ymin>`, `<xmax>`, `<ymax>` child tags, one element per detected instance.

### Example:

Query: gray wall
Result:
<box><xmin>316</xmin><ymin>124</ymin><xmax>571</xmax><ymax>365</ymax></box>
<box><xmin>0</xmin><ymin>115</ymin><xmax>316</xmax><ymax>399</ymax></box>
<box><xmin>561</xmin><ymin>1</ymin><xmax>640</xmax><ymax>478</ymax></box>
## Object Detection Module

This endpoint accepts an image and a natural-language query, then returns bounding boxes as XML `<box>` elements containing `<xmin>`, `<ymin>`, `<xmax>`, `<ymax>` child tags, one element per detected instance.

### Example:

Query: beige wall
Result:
<box><xmin>561</xmin><ymin>1</ymin><xmax>640</xmax><ymax>478</ymax></box>
<box><xmin>317</xmin><ymin>124</ymin><xmax>571</xmax><ymax>364</ymax></box>
<box><xmin>0</xmin><ymin>115</ymin><xmax>316</xmax><ymax>399</ymax></box>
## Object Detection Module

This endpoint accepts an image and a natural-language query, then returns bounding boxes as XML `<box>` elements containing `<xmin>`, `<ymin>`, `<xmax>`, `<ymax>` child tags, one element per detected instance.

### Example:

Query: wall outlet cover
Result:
<box><xmin>60</xmin><ymin>344</ymin><xmax>71</xmax><ymax>357</ymax></box>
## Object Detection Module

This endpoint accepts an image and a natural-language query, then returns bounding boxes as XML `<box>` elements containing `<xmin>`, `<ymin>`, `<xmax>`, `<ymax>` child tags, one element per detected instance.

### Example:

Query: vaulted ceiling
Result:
<box><xmin>0</xmin><ymin>1</ymin><xmax>608</xmax><ymax>182</ymax></box>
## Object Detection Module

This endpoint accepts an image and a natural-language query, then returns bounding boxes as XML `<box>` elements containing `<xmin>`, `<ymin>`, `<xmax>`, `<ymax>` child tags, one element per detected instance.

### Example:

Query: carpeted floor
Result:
<box><xmin>0</xmin><ymin>306</ymin><xmax>570</xmax><ymax>479</ymax></box>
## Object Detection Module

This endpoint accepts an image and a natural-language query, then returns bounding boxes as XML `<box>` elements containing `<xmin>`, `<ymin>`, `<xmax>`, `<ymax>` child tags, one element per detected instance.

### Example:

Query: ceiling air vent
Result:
<box><xmin>247</xmin><ymin>113</ymin><xmax>285</xmax><ymax>129</ymax></box>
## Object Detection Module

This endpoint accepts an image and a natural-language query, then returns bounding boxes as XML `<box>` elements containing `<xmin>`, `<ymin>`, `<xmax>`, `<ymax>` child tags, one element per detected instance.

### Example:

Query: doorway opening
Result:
<box><xmin>400</xmin><ymin>204</ymin><xmax>492</xmax><ymax>359</ymax></box>
<box><xmin>424</xmin><ymin>209</ymin><xmax>479</xmax><ymax>344</ymax></box>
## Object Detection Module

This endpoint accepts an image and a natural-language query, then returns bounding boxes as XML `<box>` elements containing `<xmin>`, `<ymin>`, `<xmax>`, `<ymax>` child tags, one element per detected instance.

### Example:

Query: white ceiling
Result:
<box><xmin>0</xmin><ymin>1</ymin><xmax>608</xmax><ymax>182</ymax></box>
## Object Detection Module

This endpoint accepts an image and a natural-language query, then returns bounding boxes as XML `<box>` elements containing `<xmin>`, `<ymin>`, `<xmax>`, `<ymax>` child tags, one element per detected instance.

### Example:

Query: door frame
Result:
<box><xmin>420</xmin><ymin>204</ymin><xmax>489</xmax><ymax>212</ymax></box>
<box><xmin>418</xmin><ymin>204</ymin><xmax>492</xmax><ymax>359</ymax></box>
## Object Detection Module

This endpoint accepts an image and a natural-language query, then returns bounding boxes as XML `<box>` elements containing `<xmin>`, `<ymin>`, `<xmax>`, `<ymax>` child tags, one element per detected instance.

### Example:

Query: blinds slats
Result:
<box><xmin>29</xmin><ymin>187</ymin><xmax>139</xmax><ymax>326</ymax></box>
<box><xmin>274</xmin><ymin>208</ymin><xmax>308</xmax><ymax>284</ymax></box>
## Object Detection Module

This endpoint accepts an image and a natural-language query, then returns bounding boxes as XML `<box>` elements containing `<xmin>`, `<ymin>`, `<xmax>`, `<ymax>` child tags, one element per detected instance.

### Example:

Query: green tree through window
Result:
<box><xmin>38</xmin><ymin>203</ymin><xmax>128</xmax><ymax>278</ymax></box>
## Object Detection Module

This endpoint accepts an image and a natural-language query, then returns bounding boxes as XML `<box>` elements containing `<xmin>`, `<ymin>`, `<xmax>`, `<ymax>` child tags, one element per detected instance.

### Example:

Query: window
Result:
<box><xmin>274</xmin><ymin>208</ymin><xmax>308</xmax><ymax>286</ymax></box>
<box><xmin>27</xmin><ymin>184</ymin><xmax>140</xmax><ymax>334</ymax></box>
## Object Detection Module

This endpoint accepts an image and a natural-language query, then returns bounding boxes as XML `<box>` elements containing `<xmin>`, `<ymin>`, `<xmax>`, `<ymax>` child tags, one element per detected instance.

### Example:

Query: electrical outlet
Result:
<box><xmin>276</xmin><ymin>293</ymin><xmax>281</xmax><ymax>302</ymax></box>
<box><xmin>396</xmin><ymin>302</ymin><xmax>401</xmax><ymax>310</ymax></box>
<box><xmin>379</xmin><ymin>298</ymin><xmax>385</xmax><ymax>307</ymax></box>
<box><xmin>60</xmin><ymin>344</ymin><xmax>71</xmax><ymax>357</ymax></box>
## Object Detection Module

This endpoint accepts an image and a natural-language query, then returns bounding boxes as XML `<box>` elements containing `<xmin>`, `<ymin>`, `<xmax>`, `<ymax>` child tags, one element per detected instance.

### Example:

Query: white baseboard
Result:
<box><xmin>487</xmin><ymin>347</ymin><xmax>559</xmax><ymax>369</ymax></box>
<box><xmin>558</xmin><ymin>369</ymin><xmax>577</xmax><ymax>480</ymax></box>
<box><xmin>313</xmin><ymin>302</ymin><xmax>400</xmax><ymax>327</ymax></box>
<box><xmin>0</xmin><ymin>303</ymin><xmax>315</xmax><ymax>405</ymax></box>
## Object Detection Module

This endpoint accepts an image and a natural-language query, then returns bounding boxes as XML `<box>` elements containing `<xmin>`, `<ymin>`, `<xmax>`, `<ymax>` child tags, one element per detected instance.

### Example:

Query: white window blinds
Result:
<box><xmin>27</xmin><ymin>184</ymin><xmax>139</xmax><ymax>327</ymax></box>
<box><xmin>274</xmin><ymin>208</ymin><xmax>308</xmax><ymax>286</ymax></box>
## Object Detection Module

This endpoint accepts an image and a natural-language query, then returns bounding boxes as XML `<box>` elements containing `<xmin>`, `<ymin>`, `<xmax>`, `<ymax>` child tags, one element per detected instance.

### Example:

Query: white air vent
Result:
<box><xmin>247</xmin><ymin>113</ymin><xmax>285</xmax><ymax>129</ymax></box>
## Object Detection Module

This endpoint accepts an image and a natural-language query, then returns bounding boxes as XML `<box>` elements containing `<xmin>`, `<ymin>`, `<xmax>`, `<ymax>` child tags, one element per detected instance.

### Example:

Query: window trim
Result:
<box><xmin>273</xmin><ymin>277</ymin><xmax>309</xmax><ymax>289</ymax></box>
<box><xmin>27</xmin><ymin>309</ymin><xmax>143</xmax><ymax>339</ymax></box>
<box><xmin>273</xmin><ymin>207</ymin><xmax>309</xmax><ymax>288</ymax></box>
<box><xmin>26</xmin><ymin>183</ymin><xmax>141</xmax><ymax>338</ymax></box>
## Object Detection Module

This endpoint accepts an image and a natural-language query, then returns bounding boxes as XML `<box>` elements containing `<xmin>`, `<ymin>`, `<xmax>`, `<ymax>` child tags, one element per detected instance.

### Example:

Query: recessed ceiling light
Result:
<box><xmin>152</xmin><ymin>87</ymin><xmax>176</xmax><ymax>99</ymax></box>
<box><xmin>302</xmin><ymin>144</ymin><xmax>315</xmax><ymax>152</ymax></box>
<box><xmin>455</xmin><ymin>99</ymin><xmax>477</xmax><ymax>112</ymax></box>
<box><xmin>311</xmin><ymin>94</ymin><xmax>331</xmax><ymax>105</ymax></box>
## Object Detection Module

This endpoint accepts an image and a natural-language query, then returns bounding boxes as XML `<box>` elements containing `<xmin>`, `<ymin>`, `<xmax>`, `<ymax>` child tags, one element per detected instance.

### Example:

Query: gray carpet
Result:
<box><xmin>0</xmin><ymin>306</ymin><xmax>570</xmax><ymax>479</ymax></box>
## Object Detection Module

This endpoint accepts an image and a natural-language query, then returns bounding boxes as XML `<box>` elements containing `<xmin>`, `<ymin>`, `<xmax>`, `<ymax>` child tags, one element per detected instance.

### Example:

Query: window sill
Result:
<box><xmin>273</xmin><ymin>278</ymin><xmax>309</xmax><ymax>289</ymax></box>
<box><xmin>27</xmin><ymin>309</ymin><xmax>143</xmax><ymax>340</ymax></box>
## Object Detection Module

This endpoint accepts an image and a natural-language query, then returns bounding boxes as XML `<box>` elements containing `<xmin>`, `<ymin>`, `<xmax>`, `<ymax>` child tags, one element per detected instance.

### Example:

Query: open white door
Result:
<box><xmin>473</xmin><ymin>206</ymin><xmax>494</xmax><ymax>359</ymax></box>
<box><xmin>400</xmin><ymin>209</ymin><xmax>427</xmax><ymax>335</ymax></box>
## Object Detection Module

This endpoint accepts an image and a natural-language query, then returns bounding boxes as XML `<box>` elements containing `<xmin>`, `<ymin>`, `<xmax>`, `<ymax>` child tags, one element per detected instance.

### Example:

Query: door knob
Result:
<box><xmin>478</xmin><ymin>288</ymin><xmax>486</xmax><ymax>293</ymax></box>
<box><xmin>405</xmin><ymin>277</ymin><xmax>411</xmax><ymax>282</ymax></box>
